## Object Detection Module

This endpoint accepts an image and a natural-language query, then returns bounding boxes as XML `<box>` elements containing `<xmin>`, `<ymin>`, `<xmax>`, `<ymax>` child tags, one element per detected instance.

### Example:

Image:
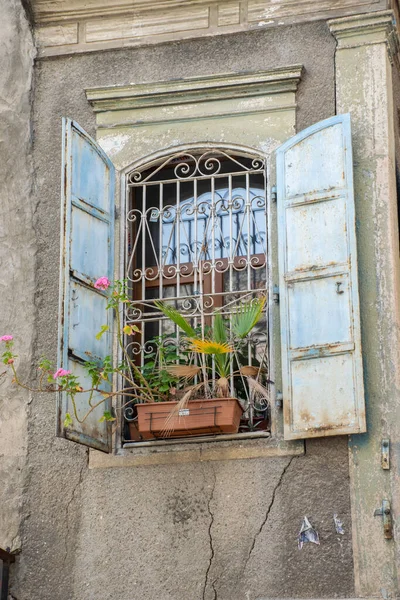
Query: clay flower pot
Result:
<box><xmin>135</xmin><ymin>397</ymin><xmax>243</xmax><ymax>440</ymax></box>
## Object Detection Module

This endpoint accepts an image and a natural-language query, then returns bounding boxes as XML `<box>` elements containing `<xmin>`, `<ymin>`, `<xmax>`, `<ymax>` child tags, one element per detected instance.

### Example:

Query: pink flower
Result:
<box><xmin>94</xmin><ymin>277</ymin><xmax>111</xmax><ymax>291</ymax></box>
<box><xmin>0</xmin><ymin>335</ymin><xmax>13</xmax><ymax>342</ymax></box>
<box><xmin>7</xmin><ymin>358</ymin><xmax>14</xmax><ymax>364</ymax></box>
<box><xmin>53</xmin><ymin>368</ymin><xmax>71</xmax><ymax>379</ymax></box>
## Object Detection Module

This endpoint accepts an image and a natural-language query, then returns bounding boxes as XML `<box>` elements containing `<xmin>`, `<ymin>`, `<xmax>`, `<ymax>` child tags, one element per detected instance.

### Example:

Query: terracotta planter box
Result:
<box><xmin>135</xmin><ymin>397</ymin><xmax>243</xmax><ymax>440</ymax></box>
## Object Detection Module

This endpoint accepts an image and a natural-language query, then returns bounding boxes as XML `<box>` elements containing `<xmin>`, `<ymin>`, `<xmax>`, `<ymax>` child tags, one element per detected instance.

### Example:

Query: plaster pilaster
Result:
<box><xmin>329</xmin><ymin>10</ymin><xmax>400</xmax><ymax>597</ymax></box>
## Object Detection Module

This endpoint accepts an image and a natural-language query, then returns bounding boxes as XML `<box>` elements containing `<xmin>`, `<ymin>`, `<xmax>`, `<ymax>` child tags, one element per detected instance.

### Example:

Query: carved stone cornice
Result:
<box><xmin>32</xmin><ymin>0</ymin><xmax>389</xmax><ymax>58</ymax></box>
<box><xmin>86</xmin><ymin>66</ymin><xmax>304</xmax><ymax>114</ymax></box>
<box><xmin>329</xmin><ymin>10</ymin><xmax>399</xmax><ymax>63</ymax></box>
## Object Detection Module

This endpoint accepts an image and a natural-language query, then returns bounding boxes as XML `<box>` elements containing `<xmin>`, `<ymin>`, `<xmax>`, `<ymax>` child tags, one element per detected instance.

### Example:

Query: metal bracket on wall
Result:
<box><xmin>271</xmin><ymin>186</ymin><xmax>277</xmax><ymax>202</ymax></box>
<box><xmin>373</xmin><ymin>499</ymin><xmax>393</xmax><ymax>539</ymax></box>
<box><xmin>381</xmin><ymin>438</ymin><xmax>390</xmax><ymax>469</ymax></box>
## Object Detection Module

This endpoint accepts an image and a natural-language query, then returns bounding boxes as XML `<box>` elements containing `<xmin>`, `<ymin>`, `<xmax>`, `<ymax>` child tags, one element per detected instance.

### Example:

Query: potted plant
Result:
<box><xmin>134</xmin><ymin>296</ymin><xmax>269</xmax><ymax>439</ymax></box>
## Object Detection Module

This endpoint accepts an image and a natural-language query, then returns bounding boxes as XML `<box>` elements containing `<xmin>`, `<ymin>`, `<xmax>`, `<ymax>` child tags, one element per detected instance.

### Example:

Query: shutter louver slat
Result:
<box><xmin>276</xmin><ymin>114</ymin><xmax>366</xmax><ymax>440</ymax></box>
<box><xmin>57</xmin><ymin>118</ymin><xmax>115</xmax><ymax>453</ymax></box>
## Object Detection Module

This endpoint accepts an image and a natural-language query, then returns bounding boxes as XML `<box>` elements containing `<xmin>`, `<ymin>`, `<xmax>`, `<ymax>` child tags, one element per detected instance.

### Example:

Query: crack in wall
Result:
<box><xmin>63</xmin><ymin>457</ymin><xmax>86</xmax><ymax>567</ymax></box>
<box><xmin>211</xmin><ymin>578</ymin><xmax>218</xmax><ymax>600</ymax></box>
<box><xmin>202</xmin><ymin>465</ymin><xmax>217</xmax><ymax>600</ymax></box>
<box><xmin>243</xmin><ymin>455</ymin><xmax>296</xmax><ymax>573</ymax></box>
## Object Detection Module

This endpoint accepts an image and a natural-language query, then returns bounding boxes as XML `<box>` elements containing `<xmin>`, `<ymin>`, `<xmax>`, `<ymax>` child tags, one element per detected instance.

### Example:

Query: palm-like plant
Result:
<box><xmin>231</xmin><ymin>296</ymin><xmax>266</xmax><ymax>339</ymax></box>
<box><xmin>154</xmin><ymin>295</ymin><xmax>266</xmax><ymax>399</ymax></box>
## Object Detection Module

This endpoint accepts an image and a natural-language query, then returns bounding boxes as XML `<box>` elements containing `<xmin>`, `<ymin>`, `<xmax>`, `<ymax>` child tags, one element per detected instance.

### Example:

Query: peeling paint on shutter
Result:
<box><xmin>276</xmin><ymin>114</ymin><xmax>366</xmax><ymax>440</ymax></box>
<box><xmin>57</xmin><ymin>118</ymin><xmax>115</xmax><ymax>453</ymax></box>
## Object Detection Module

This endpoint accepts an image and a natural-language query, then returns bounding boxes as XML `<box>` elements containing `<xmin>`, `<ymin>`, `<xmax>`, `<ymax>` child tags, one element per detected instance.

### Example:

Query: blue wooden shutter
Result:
<box><xmin>57</xmin><ymin>118</ymin><xmax>115</xmax><ymax>453</ymax></box>
<box><xmin>276</xmin><ymin>114</ymin><xmax>366</xmax><ymax>440</ymax></box>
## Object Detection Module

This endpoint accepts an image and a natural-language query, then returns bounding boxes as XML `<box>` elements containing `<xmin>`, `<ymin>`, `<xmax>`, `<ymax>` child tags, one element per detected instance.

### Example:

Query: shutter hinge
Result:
<box><xmin>381</xmin><ymin>438</ymin><xmax>390</xmax><ymax>469</ymax></box>
<box><xmin>271</xmin><ymin>186</ymin><xmax>277</xmax><ymax>202</ymax></box>
<box><xmin>114</xmin><ymin>206</ymin><xmax>120</xmax><ymax>220</ymax></box>
<box><xmin>374</xmin><ymin>499</ymin><xmax>393</xmax><ymax>539</ymax></box>
<box><xmin>276</xmin><ymin>392</ymin><xmax>283</xmax><ymax>409</ymax></box>
<box><xmin>273</xmin><ymin>285</ymin><xmax>279</xmax><ymax>304</ymax></box>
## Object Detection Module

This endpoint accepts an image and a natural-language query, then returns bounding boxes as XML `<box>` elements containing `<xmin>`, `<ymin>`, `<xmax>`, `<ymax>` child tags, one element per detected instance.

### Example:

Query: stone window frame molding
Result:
<box><xmin>85</xmin><ymin>65</ymin><xmax>306</xmax><ymax>467</ymax></box>
<box><xmin>85</xmin><ymin>65</ymin><xmax>304</xmax><ymax>143</ymax></box>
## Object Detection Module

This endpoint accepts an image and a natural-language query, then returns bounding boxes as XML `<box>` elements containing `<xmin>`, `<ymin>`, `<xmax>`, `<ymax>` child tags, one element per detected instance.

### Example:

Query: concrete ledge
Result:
<box><xmin>89</xmin><ymin>436</ymin><xmax>304</xmax><ymax>469</ymax></box>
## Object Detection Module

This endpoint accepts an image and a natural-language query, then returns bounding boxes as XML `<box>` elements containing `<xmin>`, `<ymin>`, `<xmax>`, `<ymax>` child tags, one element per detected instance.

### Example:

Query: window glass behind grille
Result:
<box><xmin>124</xmin><ymin>150</ymin><xmax>270</xmax><ymax>441</ymax></box>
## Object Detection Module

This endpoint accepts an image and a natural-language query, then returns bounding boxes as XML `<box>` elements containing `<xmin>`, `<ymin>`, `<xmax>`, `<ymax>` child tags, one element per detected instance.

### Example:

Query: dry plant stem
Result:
<box><xmin>113</xmin><ymin>366</ymin><xmax>145</xmax><ymax>395</ymax></box>
<box><xmin>116</xmin><ymin>307</ymin><xmax>155</xmax><ymax>403</ymax></box>
<box><xmin>255</xmin><ymin>341</ymin><xmax>269</xmax><ymax>384</ymax></box>
<box><xmin>74</xmin><ymin>377</ymin><xmax>165</xmax><ymax>422</ymax></box>
<box><xmin>198</xmin><ymin>263</ymin><xmax>210</xmax><ymax>396</ymax></box>
<box><xmin>88</xmin><ymin>387</ymin><xmax>94</xmax><ymax>407</ymax></box>
<box><xmin>69</xmin><ymin>385</ymin><xmax>148</xmax><ymax>424</ymax></box>
<box><xmin>10</xmin><ymin>364</ymin><xmax>55</xmax><ymax>393</ymax></box>
<box><xmin>39</xmin><ymin>369</ymin><xmax>46</xmax><ymax>389</ymax></box>
<box><xmin>160</xmin><ymin>381</ymin><xmax>207</xmax><ymax>437</ymax></box>
<box><xmin>232</xmin><ymin>346</ymin><xmax>249</xmax><ymax>393</ymax></box>
<box><xmin>112</xmin><ymin>366</ymin><xmax>166</xmax><ymax>402</ymax></box>
<box><xmin>11</xmin><ymin>363</ymin><xmax>155</xmax><ymax>424</ymax></box>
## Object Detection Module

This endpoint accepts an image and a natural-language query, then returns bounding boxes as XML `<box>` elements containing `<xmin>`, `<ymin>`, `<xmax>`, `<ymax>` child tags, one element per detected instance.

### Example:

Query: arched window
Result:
<box><xmin>124</xmin><ymin>149</ymin><xmax>270</xmax><ymax>439</ymax></box>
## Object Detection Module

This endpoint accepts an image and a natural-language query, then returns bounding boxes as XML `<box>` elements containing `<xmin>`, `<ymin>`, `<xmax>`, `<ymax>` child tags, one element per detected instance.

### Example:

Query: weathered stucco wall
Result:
<box><xmin>0</xmin><ymin>0</ymin><xmax>35</xmax><ymax>552</ymax></box>
<box><xmin>10</xmin><ymin>22</ymin><xmax>357</xmax><ymax>600</ymax></box>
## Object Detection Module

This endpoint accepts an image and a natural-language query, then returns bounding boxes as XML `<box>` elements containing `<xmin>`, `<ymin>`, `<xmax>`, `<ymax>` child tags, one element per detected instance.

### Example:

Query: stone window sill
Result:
<box><xmin>89</xmin><ymin>434</ymin><xmax>304</xmax><ymax>469</ymax></box>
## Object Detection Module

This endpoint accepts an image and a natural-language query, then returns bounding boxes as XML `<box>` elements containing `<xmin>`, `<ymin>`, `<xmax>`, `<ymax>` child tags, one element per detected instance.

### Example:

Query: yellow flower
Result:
<box><xmin>189</xmin><ymin>339</ymin><xmax>233</xmax><ymax>355</ymax></box>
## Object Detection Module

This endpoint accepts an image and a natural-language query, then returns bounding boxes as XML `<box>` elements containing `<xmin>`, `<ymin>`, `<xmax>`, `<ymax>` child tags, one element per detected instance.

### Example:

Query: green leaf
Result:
<box><xmin>2</xmin><ymin>351</ymin><xmax>14</xmax><ymax>365</ymax></box>
<box><xmin>154</xmin><ymin>301</ymin><xmax>196</xmax><ymax>337</ymax></box>
<box><xmin>214</xmin><ymin>352</ymin><xmax>230</xmax><ymax>379</ymax></box>
<box><xmin>39</xmin><ymin>356</ymin><xmax>53</xmax><ymax>371</ymax></box>
<box><xmin>213</xmin><ymin>313</ymin><xmax>228</xmax><ymax>345</ymax></box>
<box><xmin>95</xmin><ymin>325</ymin><xmax>109</xmax><ymax>341</ymax></box>
<box><xmin>83</xmin><ymin>360</ymin><xmax>101</xmax><ymax>386</ymax></box>
<box><xmin>99</xmin><ymin>410</ymin><xmax>116</xmax><ymax>423</ymax></box>
<box><xmin>231</xmin><ymin>296</ymin><xmax>266</xmax><ymax>339</ymax></box>
<box><xmin>91</xmin><ymin>374</ymin><xmax>101</xmax><ymax>387</ymax></box>
<box><xmin>63</xmin><ymin>413</ymin><xmax>73</xmax><ymax>428</ymax></box>
<box><xmin>103</xmin><ymin>356</ymin><xmax>112</xmax><ymax>371</ymax></box>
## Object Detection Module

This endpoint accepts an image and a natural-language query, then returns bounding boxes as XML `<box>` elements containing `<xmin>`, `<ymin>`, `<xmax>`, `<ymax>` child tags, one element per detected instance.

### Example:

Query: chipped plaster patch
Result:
<box><xmin>98</xmin><ymin>133</ymin><xmax>131</xmax><ymax>157</ymax></box>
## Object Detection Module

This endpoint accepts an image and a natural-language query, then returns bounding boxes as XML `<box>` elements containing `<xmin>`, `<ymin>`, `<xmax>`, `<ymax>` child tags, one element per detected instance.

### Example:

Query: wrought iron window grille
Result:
<box><xmin>122</xmin><ymin>149</ymin><xmax>271</xmax><ymax>444</ymax></box>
